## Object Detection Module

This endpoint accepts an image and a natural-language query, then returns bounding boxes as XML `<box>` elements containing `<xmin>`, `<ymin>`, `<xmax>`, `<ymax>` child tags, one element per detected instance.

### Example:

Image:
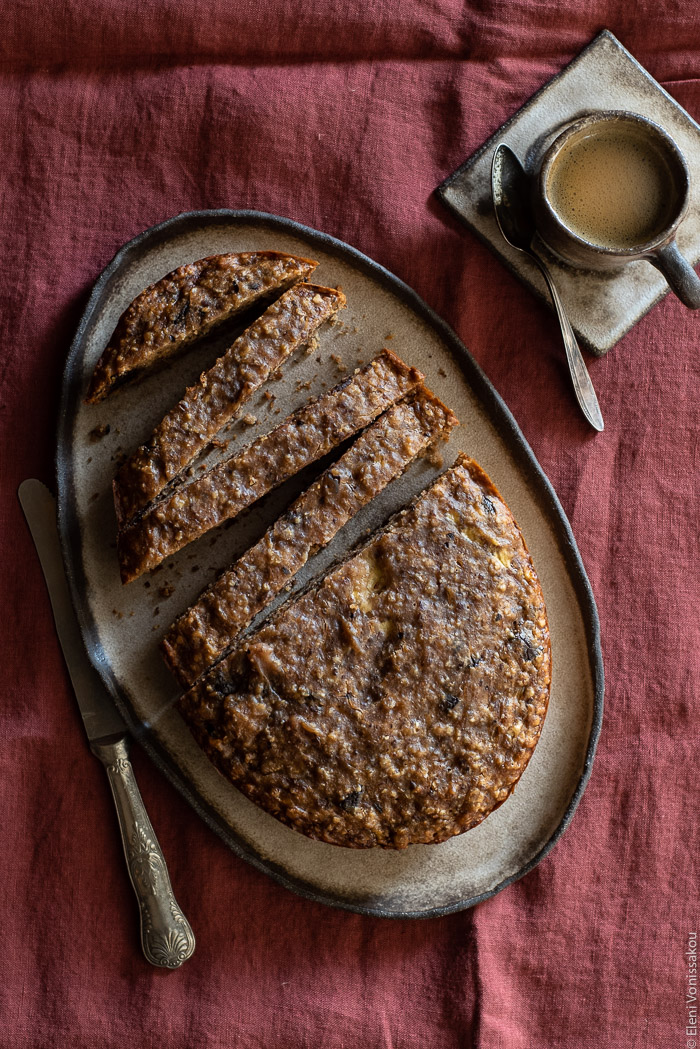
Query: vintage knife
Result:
<box><xmin>18</xmin><ymin>478</ymin><xmax>195</xmax><ymax>969</ymax></box>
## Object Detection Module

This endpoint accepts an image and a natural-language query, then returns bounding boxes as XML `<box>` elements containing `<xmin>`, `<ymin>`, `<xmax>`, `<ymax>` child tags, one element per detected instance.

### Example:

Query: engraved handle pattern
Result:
<box><xmin>91</xmin><ymin>737</ymin><xmax>195</xmax><ymax>968</ymax></box>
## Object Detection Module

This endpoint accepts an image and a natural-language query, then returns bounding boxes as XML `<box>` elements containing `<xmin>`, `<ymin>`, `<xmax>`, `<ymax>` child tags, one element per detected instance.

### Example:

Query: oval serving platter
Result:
<box><xmin>56</xmin><ymin>210</ymin><xmax>603</xmax><ymax>919</ymax></box>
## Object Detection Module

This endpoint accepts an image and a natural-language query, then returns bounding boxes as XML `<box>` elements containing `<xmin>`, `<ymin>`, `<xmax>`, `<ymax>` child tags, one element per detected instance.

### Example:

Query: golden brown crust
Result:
<box><xmin>161</xmin><ymin>386</ymin><xmax>458</xmax><ymax>687</ymax></box>
<box><xmin>117</xmin><ymin>349</ymin><xmax>423</xmax><ymax>583</ymax></box>
<box><xmin>177</xmin><ymin>454</ymin><xmax>551</xmax><ymax>849</ymax></box>
<box><xmin>85</xmin><ymin>251</ymin><xmax>318</xmax><ymax>404</ymax></box>
<box><xmin>113</xmin><ymin>282</ymin><xmax>346</xmax><ymax>526</ymax></box>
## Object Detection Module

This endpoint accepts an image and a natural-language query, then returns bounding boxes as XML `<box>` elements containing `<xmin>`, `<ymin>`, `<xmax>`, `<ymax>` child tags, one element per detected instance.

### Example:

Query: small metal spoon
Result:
<box><xmin>491</xmin><ymin>143</ymin><xmax>604</xmax><ymax>432</ymax></box>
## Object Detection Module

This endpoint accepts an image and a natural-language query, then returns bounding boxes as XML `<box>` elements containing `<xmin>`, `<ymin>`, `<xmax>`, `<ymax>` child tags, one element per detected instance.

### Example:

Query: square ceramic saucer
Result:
<box><xmin>437</xmin><ymin>30</ymin><xmax>700</xmax><ymax>355</ymax></box>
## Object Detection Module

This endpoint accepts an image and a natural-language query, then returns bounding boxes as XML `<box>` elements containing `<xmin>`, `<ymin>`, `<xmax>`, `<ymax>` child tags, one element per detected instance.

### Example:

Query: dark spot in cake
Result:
<box><xmin>508</xmin><ymin>629</ymin><xmax>539</xmax><ymax>662</ymax></box>
<box><xmin>441</xmin><ymin>693</ymin><xmax>460</xmax><ymax>711</ymax></box>
<box><xmin>339</xmin><ymin>789</ymin><xmax>363</xmax><ymax>811</ymax></box>
<box><xmin>469</xmin><ymin>654</ymin><xmax>484</xmax><ymax>668</ymax></box>
<box><xmin>210</xmin><ymin>670</ymin><xmax>240</xmax><ymax>700</ymax></box>
<box><xmin>171</xmin><ymin>301</ymin><xmax>190</xmax><ymax>326</ymax></box>
<box><xmin>482</xmin><ymin>495</ymin><xmax>496</xmax><ymax>515</ymax></box>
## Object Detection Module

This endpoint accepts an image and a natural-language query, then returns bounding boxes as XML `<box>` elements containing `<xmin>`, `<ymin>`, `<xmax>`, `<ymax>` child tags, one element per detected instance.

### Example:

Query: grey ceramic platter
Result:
<box><xmin>56</xmin><ymin>210</ymin><xmax>603</xmax><ymax>918</ymax></box>
<box><xmin>438</xmin><ymin>30</ymin><xmax>700</xmax><ymax>355</ymax></box>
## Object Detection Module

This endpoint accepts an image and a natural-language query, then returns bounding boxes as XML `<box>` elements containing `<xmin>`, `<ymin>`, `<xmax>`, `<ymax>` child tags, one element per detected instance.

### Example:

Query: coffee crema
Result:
<box><xmin>546</xmin><ymin>126</ymin><xmax>678</xmax><ymax>250</ymax></box>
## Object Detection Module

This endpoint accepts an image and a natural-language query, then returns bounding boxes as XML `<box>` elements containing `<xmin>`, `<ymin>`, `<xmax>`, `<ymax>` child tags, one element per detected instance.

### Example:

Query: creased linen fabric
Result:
<box><xmin>1</xmin><ymin>3</ymin><xmax>698</xmax><ymax>1047</ymax></box>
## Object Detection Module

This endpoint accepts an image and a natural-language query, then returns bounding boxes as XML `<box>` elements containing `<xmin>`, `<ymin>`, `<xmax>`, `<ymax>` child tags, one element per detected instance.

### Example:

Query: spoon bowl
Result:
<box><xmin>491</xmin><ymin>144</ymin><xmax>604</xmax><ymax>432</ymax></box>
<box><xmin>492</xmin><ymin>143</ymin><xmax>537</xmax><ymax>252</ymax></box>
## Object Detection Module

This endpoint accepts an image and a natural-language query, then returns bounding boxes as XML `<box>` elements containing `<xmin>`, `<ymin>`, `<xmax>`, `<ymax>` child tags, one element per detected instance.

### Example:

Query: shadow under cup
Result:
<box><xmin>535</xmin><ymin>111</ymin><xmax>700</xmax><ymax>309</ymax></box>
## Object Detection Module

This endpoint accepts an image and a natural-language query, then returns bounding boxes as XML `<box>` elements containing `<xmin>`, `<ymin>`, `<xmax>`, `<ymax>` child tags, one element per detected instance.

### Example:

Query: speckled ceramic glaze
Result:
<box><xmin>56</xmin><ymin>210</ymin><xmax>603</xmax><ymax>917</ymax></box>
<box><xmin>438</xmin><ymin>30</ymin><xmax>700</xmax><ymax>354</ymax></box>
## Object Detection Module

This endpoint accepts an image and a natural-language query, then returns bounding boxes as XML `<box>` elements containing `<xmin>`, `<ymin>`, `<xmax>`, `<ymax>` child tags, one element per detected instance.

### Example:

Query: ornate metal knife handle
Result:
<box><xmin>91</xmin><ymin>736</ymin><xmax>195</xmax><ymax>968</ymax></box>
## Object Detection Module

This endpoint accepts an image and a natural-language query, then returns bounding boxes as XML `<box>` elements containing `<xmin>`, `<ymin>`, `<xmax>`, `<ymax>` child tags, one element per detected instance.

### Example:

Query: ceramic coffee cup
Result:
<box><xmin>534</xmin><ymin>110</ymin><xmax>700</xmax><ymax>309</ymax></box>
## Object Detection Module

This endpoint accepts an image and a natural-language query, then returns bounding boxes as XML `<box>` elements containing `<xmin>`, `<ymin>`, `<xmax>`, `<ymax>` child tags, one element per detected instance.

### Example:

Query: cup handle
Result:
<box><xmin>651</xmin><ymin>240</ymin><xmax>700</xmax><ymax>309</ymax></box>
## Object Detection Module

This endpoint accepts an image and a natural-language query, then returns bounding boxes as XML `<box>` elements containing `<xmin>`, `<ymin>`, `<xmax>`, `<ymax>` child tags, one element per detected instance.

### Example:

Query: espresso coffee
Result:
<box><xmin>547</xmin><ymin>125</ymin><xmax>678</xmax><ymax>250</ymax></box>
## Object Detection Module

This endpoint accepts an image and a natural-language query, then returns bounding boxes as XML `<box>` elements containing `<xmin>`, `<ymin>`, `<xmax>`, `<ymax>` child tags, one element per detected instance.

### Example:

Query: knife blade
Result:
<box><xmin>18</xmin><ymin>479</ymin><xmax>195</xmax><ymax>969</ymax></box>
<box><xmin>19</xmin><ymin>479</ymin><xmax>125</xmax><ymax>740</ymax></box>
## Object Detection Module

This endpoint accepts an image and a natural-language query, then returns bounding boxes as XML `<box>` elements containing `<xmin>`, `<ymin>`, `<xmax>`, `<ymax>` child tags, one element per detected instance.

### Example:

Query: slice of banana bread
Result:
<box><xmin>161</xmin><ymin>385</ymin><xmax>458</xmax><ymax>687</ymax></box>
<box><xmin>178</xmin><ymin>454</ymin><xmax>551</xmax><ymax>849</ymax></box>
<box><xmin>85</xmin><ymin>250</ymin><xmax>318</xmax><ymax>403</ymax></box>
<box><xmin>113</xmin><ymin>282</ymin><xmax>346</xmax><ymax>526</ymax></box>
<box><xmin>117</xmin><ymin>349</ymin><xmax>423</xmax><ymax>583</ymax></box>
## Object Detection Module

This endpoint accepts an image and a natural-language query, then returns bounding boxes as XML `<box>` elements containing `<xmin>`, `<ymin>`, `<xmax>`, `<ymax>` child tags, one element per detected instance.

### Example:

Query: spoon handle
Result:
<box><xmin>531</xmin><ymin>253</ymin><xmax>604</xmax><ymax>432</ymax></box>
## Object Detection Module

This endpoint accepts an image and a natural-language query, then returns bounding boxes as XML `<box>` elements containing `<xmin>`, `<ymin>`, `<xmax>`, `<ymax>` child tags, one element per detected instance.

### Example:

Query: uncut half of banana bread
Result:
<box><xmin>161</xmin><ymin>385</ymin><xmax>458</xmax><ymax>687</ymax></box>
<box><xmin>178</xmin><ymin>453</ymin><xmax>551</xmax><ymax>849</ymax></box>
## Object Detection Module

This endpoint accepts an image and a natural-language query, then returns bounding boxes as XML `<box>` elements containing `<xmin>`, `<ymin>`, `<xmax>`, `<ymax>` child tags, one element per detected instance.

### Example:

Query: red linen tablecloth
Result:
<box><xmin>2</xmin><ymin>3</ymin><xmax>698</xmax><ymax>1047</ymax></box>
